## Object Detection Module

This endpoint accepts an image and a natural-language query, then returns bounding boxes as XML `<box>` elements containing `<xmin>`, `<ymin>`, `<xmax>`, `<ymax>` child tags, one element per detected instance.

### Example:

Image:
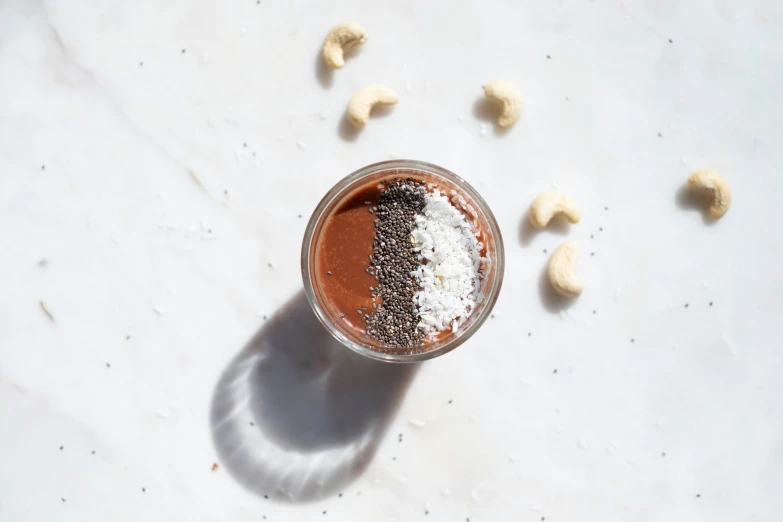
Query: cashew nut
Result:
<box><xmin>482</xmin><ymin>79</ymin><xmax>522</xmax><ymax>128</ymax></box>
<box><xmin>346</xmin><ymin>84</ymin><xmax>399</xmax><ymax>128</ymax></box>
<box><xmin>529</xmin><ymin>192</ymin><xmax>581</xmax><ymax>229</ymax></box>
<box><xmin>322</xmin><ymin>22</ymin><xmax>367</xmax><ymax>69</ymax></box>
<box><xmin>687</xmin><ymin>169</ymin><xmax>731</xmax><ymax>219</ymax></box>
<box><xmin>548</xmin><ymin>242</ymin><xmax>584</xmax><ymax>298</ymax></box>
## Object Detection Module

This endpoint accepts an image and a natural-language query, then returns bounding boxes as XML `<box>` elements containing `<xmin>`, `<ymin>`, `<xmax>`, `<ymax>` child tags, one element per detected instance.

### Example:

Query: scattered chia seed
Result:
<box><xmin>709</xmin><ymin>301</ymin><xmax>713</xmax><ymax>306</ymax></box>
<box><xmin>364</xmin><ymin>179</ymin><xmax>426</xmax><ymax>351</ymax></box>
<box><xmin>684</xmin><ymin>303</ymin><xmax>689</xmax><ymax>308</ymax></box>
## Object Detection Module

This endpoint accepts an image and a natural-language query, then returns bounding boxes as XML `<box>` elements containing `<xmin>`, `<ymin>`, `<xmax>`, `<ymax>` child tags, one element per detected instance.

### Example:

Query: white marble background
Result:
<box><xmin>1</xmin><ymin>0</ymin><xmax>783</xmax><ymax>520</ymax></box>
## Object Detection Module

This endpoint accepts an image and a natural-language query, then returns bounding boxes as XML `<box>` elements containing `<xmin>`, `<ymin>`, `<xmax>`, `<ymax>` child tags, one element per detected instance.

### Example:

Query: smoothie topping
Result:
<box><xmin>365</xmin><ymin>179</ymin><xmax>427</xmax><ymax>348</ymax></box>
<box><xmin>411</xmin><ymin>189</ymin><xmax>485</xmax><ymax>335</ymax></box>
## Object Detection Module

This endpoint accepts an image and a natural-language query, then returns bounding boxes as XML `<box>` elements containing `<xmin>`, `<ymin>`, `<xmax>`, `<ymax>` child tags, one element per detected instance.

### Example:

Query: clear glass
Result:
<box><xmin>301</xmin><ymin>160</ymin><xmax>505</xmax><ymax>363</ymax></box>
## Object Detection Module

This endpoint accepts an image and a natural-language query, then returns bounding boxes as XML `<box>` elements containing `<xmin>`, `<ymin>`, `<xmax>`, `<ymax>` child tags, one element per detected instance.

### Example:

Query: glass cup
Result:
<box><xmin>302</xmin><ymin>160</ymin><xmax>504</xmax><ymax>363</ymax></box>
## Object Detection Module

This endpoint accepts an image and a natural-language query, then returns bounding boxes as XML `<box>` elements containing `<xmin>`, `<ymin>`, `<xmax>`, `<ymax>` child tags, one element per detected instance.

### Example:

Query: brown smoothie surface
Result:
<box><xmin>316</xmin><ymin>183</ymin><xmax>380</xmax><ymax>334</ymax></box>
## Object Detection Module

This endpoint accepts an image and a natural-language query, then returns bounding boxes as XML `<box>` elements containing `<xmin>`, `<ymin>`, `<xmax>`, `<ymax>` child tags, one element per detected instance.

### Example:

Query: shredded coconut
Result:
<box><xmin>411</xmin><ymin>189</ymin><xmax>486</xmax><ymax>335</ymax></box>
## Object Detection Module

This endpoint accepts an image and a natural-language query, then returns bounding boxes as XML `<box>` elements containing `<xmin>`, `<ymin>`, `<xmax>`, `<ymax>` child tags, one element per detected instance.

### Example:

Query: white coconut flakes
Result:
<box><xmin>410</xmin><ymin>188</ymin><xmax>487</xmax><ymax>335</ymax></box>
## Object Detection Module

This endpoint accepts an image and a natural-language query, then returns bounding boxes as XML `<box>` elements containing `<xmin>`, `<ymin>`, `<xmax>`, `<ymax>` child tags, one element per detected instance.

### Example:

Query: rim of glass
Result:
<box><xmin>301</xmin><ymin>159</ymin><xmax>505</xmax><ymax>363</ymax></box>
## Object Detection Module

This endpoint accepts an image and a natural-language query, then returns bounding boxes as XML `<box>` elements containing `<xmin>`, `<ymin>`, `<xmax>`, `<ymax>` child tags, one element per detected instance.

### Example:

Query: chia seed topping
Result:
<box><xmin>365</xmin><ymin>179</ymin><xmax>427</xmax><ymax>350</ymax></box>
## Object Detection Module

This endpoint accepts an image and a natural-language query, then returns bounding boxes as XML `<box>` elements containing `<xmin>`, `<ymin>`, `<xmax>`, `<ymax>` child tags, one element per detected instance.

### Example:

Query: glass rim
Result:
<box><xmin>301</xmin><ymin>159</ymin><xmax>505</xmax><ymax>363</ymax></box>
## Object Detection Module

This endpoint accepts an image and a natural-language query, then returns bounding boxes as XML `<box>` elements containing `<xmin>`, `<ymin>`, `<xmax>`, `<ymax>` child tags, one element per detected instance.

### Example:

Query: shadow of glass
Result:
<box><xmin>210</xmin><ymin>291</ymin><xmax>419</xmax><ymax>502</ymax></box>
<box><xmin>518</xmin><ymin>213</ymin><xmax>572</xmax><ymax>247</ymax></box>
<box><xmin>674</xmin><ymin>184</ymin><xmax>718</xmax><ymax>226</ymax></box>
<box><xmin>538</xmin><ymin>260</ymin><xmax>576</xmax><ymax>313</ymax></box>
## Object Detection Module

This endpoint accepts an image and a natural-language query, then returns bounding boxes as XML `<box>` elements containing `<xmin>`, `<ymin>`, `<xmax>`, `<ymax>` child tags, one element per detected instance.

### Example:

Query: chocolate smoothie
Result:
<box><xmin>314</xmin><ymin>172</ymin><xmax>490</xmax><ymax>355</ymax></box>
<box><xmin>316</xmin><ymin>183</ymin><xmax>380</xmax><ymax>334</ymax></box>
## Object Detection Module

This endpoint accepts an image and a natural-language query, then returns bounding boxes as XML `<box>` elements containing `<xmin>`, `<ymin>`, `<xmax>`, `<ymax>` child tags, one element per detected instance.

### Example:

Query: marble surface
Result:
<box><xmin>2</xmin><ymin>0</ymin><xmax>783</xmax><ymax>520</ymax></box>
